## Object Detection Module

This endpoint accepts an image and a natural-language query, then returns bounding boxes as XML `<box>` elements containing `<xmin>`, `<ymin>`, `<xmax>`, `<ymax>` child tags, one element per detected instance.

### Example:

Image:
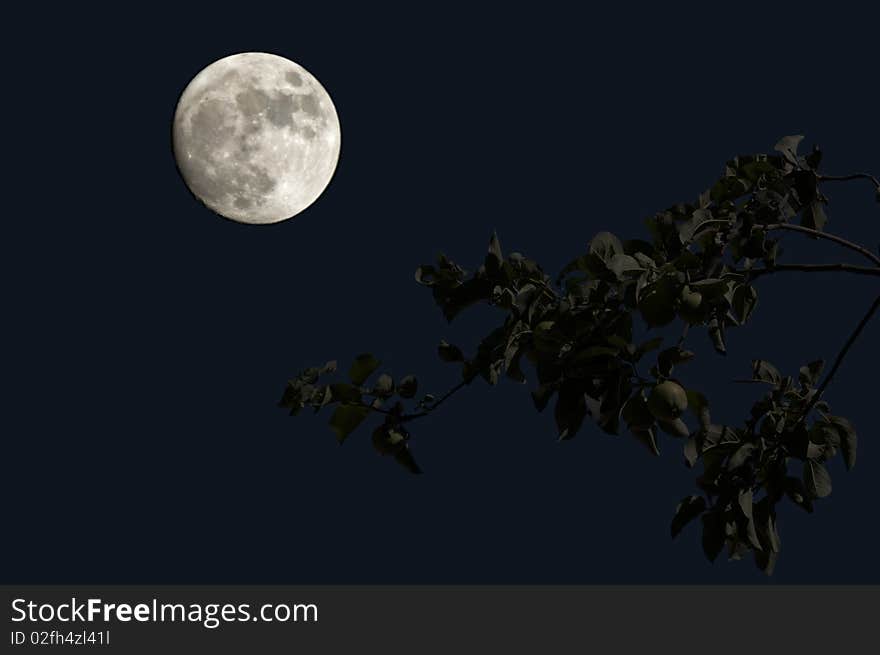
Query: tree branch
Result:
<box><xmin>798</xmin><ymin>294</ymin><xmax>880</xmax><ymax>423</ymax></box>
<box><xmin>746</xmin><ymin>263</ymin><xmax>880</xmax><ymax>279</ymax></box>
<box><xmin>819</xmin><ymin>173</ymin><xmax>880</xmax><ymax>188</ymax></box>
<box><xmin>765</xmin><ymin>223</ymin><xmax>880</xmax><ymax>267</ymax></box>
<box><xmin>401</xmin><ymin>380</ymin><xmax>469</xmax><ymax>422</ymax></box>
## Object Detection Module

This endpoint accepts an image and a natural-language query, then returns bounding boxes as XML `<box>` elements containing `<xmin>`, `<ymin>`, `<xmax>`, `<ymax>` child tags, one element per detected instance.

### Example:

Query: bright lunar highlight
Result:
<box><xmin>173</xmin><ymin>52</ymin><xmax>341</xmax><ymax>224</ymax></box>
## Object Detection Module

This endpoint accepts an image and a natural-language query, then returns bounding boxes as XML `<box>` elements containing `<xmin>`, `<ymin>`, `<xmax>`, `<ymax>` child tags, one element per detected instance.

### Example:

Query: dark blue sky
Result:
<box><xmin>5</xmin><ymin>4</ymin><xmax>878</xmax><ymax>583</ymax></box>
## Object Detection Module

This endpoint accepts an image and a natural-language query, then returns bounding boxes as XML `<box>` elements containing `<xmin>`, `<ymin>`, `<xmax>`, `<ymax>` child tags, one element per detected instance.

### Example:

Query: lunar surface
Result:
<box><xmin>173</xmin><ymin>52</ymin><xmax>341</xmax><ymax>224</ymax></box>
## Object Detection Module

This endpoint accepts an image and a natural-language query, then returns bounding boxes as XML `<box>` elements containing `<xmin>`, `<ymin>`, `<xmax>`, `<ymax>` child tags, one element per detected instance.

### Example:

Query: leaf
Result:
<box><xmin>689</xmin><ymin>278</ymin><xmax>729</xmax><ymax>299</ymax></box>
<box><xmin>827</xmin><ymin>416</ymin><xmax>857</xmax><ymax>470</ymax></box>
<box><xmin>752</xmin><ymin>360</ymin><xmax>781</xmax><ymax>386</ymax></box>
<box><xmin>701</xmin><ymin>512</ymin><xmax>725</xmax><ymax>563</ymax></box>
<box><xmin>398</xmin><ymin>375</ymin><xmax>418</xmax><ymax>399</ymax></box>
<box><xmin>329</xmin><ymin>404</ymin><xmax>371</xmax><ymax>443</ymax></box>
<box><xmin>774</xmin><ymin>135</ymin><xmax>804</xmax><ymax>160</ymax></box>
<box><xmin>621</xmin><ymin>393</ymin><xmax>654</xmax><ymax>431</ymax></box>
<box><xmin>728</xmin><ymin>442</ymin><xmax>756</xmax><ymax>470</ymax></box>
<box><xmin>372</xmin><ymin>374</ymin><xmax>394</xmax><ymax>398</ymax></box>
<box><xmin>798</xmin><ymin>360</ymin><xmax>825</xmax><ymax>389</ymax></box>
<box><xmin>589</xmin><ymin>231</ymin><xmax>624</xmax><ymax>262</ymax></box>
<box><xmin>805</xmin><ymin>145</ymin><xmax>823</xmax><ymax>170</ymax></box>
<box><xmin>485</xmin><ymin>231</ymin><xmax>503</xmax><ymax>273</ymax></box>
<box><xmin>708</xmin><ymin>319</ymin><xmax>726</xmax><ymax>355</ymax></box>
<box><xmin>609</xmin><ymin>254</ymin><xmax>643</xmax><ymax>279</ymax></box>
<box><xmin>754</xmin><ymin>550</ymin><xmax>778</xmax><ymax>576</ymax></box>
<box><xmin>671</xmin><ymin>496</ymin><xmax>706</xmax><ymax>539</ymax></box>
<box><xmin>438</xmin><ymin>340</ymin><xmax>465</xmax><ymax>363</ymax></box>
<box><xmin>784</xmin><ymin>476</ymin><xmax>814</xmax><ymax>513</ymax></box>
<box><xmin>685</xmin><ymin>389</ymin><xmax>711</xmax><ymax>429</ymax></box>
<box><xmin>732</xmin><ymin>284</ymin><xmax>759</xmax><ymax>324</ymax></box>
<box><xmin>753</xmin><ymin>498</ymin><xmax>780</xmax><ymax>554</ymax></box>
<box><xmin>657</xmin><ymin>346</ymin><xmax>695</xmax><ymax>377</ymax></box>
<box><xmin>804</xmin><ymin>459</ymin><xmax>832</xmax><ymax>498</ymax></box>
<box><xmin>531</xmin><ymin>384</ymin><xmax>555</xmax><ymax>412</ymax></box>
<box><xmin>658</xmin><ymin>417</ymin><xmax>690</xmax><ymax>438</ymax></box>
<box><xmin>393</xmin><ymin>447</ymin><xmax>422</xmax><ymax>474</ymax></box>
<box><xmin>737</xmin><ymin>488</ymin><xmax>753</xmax><ymax>520</ymax></box>
<box><xmin>330</xmin><ymin>383</ymin><xmax>362</xmax><ymax>403</ymax></box>
<box><xmin>683</xmin><ymin>436</ymin><xmax>699</xmax><ymax>468</ymax></box>
<box><xmin>349</xmin><ymin>354</ymin><xmax>381</xmax><ymax>385</ymax></box>
<box><xmin>555</xmin><ymin>383</ymin><xmax>587</xmax><ymax>441</ymax></box>
<box><xmin>631</xmin><ymin>426</ymin><xmax>660</xmax><ymax>456</ymax></box>
<box><xmin>802</xmin><ymin>200</ymin><xmax>827</xmax><ymax>232</ymax></box>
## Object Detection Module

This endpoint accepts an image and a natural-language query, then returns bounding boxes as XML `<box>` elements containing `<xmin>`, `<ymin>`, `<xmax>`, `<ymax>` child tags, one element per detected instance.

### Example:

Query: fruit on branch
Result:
<box><xmin>647</xmin><ymin>381</ymin><xmax>688</xmax><ymax>421</ymax></box>
<box><xmin>677</xmin><ymin>286</ymin><xmax>705</xmax><ymax>324</ymax></box>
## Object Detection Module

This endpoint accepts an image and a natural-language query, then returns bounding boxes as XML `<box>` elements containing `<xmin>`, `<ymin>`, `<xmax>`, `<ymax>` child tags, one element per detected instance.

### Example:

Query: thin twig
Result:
<box><xmin>797</xmin><ymin>294</ymin><xmax>880</xmax><ymax>424</ymax></box>
<box><xmin>678</xmin><ymin>323</ymin><xmax>690</xmax><ymax>347</ymax></box>
<box><xmin>765</xmin><ymin>223</ymin><xmax>880</xmax><ymax>267</ymax></box>
<box><xmin>746</xmin><ymin>263</ymin><xmax>880</xmax><ymax>279</ymax></box>
<box><xmin>402</xmin><ymin>380</ymin><xmax>469</xmax><ymax>422</ymax></box>
<box><xmin>819</xmin><ymin>173</ymin><xmax>880</xmax><ymax>188</ymax></box>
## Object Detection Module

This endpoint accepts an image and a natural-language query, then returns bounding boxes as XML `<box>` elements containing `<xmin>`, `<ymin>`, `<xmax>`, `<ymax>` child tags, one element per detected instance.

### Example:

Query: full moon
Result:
<box><xmin>172</xmin><ymin>52</ymin><xmax>341</xmax><ymax>224</ymax></box>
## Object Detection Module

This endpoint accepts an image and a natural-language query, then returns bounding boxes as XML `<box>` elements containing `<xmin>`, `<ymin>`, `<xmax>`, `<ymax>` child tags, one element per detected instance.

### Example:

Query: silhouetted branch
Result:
<box><xmin>819</xmin><ymin>172</ymin><xmax>880</xmax><ymax>188</ymax></box>
<box><xmin>765</xmin><ymin>223</ymin><xmax>880</xmax><ymax>267</ymax></box>
<box><xmin>797</xmin><ymin>294</ymin><xmax>880</xmax><ymax>423</ymax></box>
<box><xmin>401</xmin><ymin>380</ymin><xmax>469</xmax><ymax>422</ymax></box>
<box><xmin>746</xmin><ymin>263</ymin><xmax>880</xmax><ymax>279</ymax></box>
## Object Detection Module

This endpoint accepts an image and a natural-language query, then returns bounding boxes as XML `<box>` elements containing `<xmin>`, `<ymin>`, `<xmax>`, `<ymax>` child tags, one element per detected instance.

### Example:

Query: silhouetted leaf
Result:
<box><xmin>728</xmin><ymin>442</ymin><xmax>756</xmax><ymax>470</ymax></box>
<box><xmin>683</xmin><ymin>436</ymin><xmax>699</xmax><ymax>468</ymax></box>
<box><xmin>622</xmin><ymin>393</ymin><xmax>654</xmax><ymax>430</ymax></box>
<box><xmin>701</xmin><ymin>512</ymin><xmax>725</xmax><ymax>562</ymax></box>
<box><xmin>485</xmin><ymin>232</ymin><xmax>503</xmax><ymax>273</ymax></box>
<box><xmin>349</xmin><ymin>354</ymin><xmax>381</xmax><ymax>385</ymax></box>
<box><xmin>802</xmin><ymin>200</ymin><xmax>827</xmax><ymax>231</ymax></box>
<box><xmin>330</xmin><ymin>383</ymin><xmax>362</xmax><ymax>403</ymax></box>
<box><xmin>784</xmin><ymin>476</ymin><xmax>814</xmax><ymax>513</ymax></box>
<box><xmin>658</xmin><ymin>346</ymin><xmax>695</xmax><ymax>377</ymax></box>
<box><xmin>659</xmin><ymin>417</ymin><xmax>690</xmax><ymax>438</ymax></box>
<box><xmin>804</xmin><ymin>459</ymin><xmax>832</xmax><ymax>498</ymax></box>
<box><xmin>609</xmin><ymin>254</ymin><xmax>643</xmax><ymax>279</ymax></box>
<box><xmin>805</xmin><ymin>145</ymin><xmax>823</xmax><ymax>170</ymax></box>
<box><xmin>827</xmin><ymin>416</ymin><xmax>857</xmax><ymax>470</ymax></box>
<box><xmin>555</xmin><ymin>383</ymin><xmax>587</xmax><ymax>441</ymax></box>
<box><xmin>672</xmin><ymin>496</ymin><xmax>706</xmax><ymax>539</ymax></box>
<box><xmin>394</xmin><ymin>447</ymin><xmax>422</xmax><ymax>474</ymax></box>
<box><xmin>329</xmin><ymin>404</ymin><xmax>370</xmax><ymax>443</ymax></box>
<box><xmin>372</xmin><ymin>374</ymin><xmax>394</xmax><ymax>398</ymax></box>
<box><xmin>798</xmin><ymin>360</ymin><xmax>825</xmax><ymax>388</ymax></box>
<box><xmin>531</xmin><ymin>384</ymin><xmax>555</xmax><ymax>412</ymax></box>
<box><xmin>398</xmin><ymin>375</ymin><xmax>418</xmax><ymax>399</ymax></box>
<box><xmin>732</xmin><ymin>284</ymin><xmax>758</xmax><ymax>324</ymax></box>
<box><xmin>685</xmin><ymin>390</ymin><xmax>710</xmax><ymax>425</ymax></box>
<box><xmin>752</xmin><ymin>360</ymin><xmax>781</xmax><ymax>386</ymax></box>
<box><xmin>438</xmin><ymin>340</ymin><xmax>465</xmax><ymax>363</ymax></box>
<box><xmin>753</xmin><ymin>498</ymin><xmax>780</xmax><ymax>553</ymax></box>
<box><xmin>774</xmin><ymin>135</ymin><xmax>804</xmax><ymax>161</ymax></box>
<box><xmin>589</xmin><ymin>231</ymin><xmax>624</xmax><ymax>262</ymax></box>
<box><xmin>631</xmin><ymin>426</ymin><xmax>660</xmax><ymax>456</ymax></box>
<box><xmin>708</xmin><ymin>319</ymin><xmax>726</xmax><ymax>355</ymax></box>
<box><xmin>754</xmin><ymin>550</ymin><xmax>778</xmax><ymax>576</ymax></box>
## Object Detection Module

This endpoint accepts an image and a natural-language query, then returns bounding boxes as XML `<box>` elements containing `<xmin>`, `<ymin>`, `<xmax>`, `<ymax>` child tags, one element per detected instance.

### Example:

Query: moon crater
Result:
<box><xmin>173</xmin><ymin>53</ymin><xmax>340</xmax><ymax>224</ymax></box>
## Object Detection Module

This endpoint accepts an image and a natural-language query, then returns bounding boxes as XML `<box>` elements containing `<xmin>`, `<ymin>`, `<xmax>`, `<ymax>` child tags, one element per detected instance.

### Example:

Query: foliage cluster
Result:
<box><xmin>280</xmin><ymin>136</ymin><xmax>879</xmax><ymax>573</ymax></box>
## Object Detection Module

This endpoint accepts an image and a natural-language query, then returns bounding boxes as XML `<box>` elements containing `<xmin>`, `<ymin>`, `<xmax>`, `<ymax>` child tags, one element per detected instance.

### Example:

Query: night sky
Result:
<box><xmin>5</xmin><ymin>4</ymin><xmax>878</xmax><ymax>583</ymax></box>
